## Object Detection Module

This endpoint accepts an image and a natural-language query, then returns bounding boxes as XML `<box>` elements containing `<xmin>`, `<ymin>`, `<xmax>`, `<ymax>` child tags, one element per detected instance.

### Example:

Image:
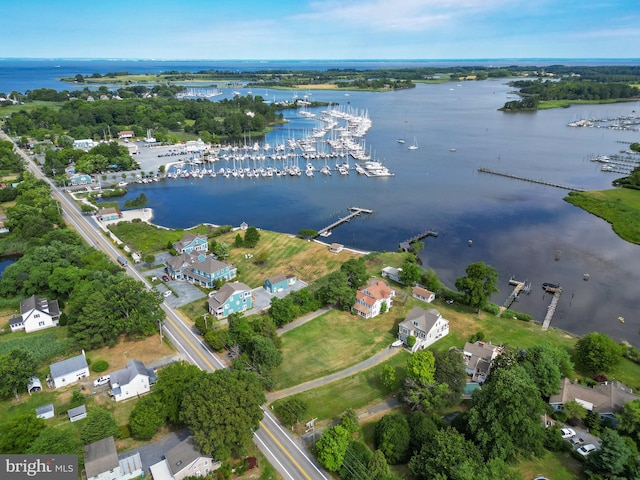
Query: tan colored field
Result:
<box><xmin>215</xmin><ymin>230</ymin><xmax>362</xmax><ymax>287</ymax></box>
<box><xmin>292</xmin><ymin>83</ymin><xmax>338</xmax><ymax>90</ymax></box>
<box><xmin>85</xmin><ymin>334</ymin><xmax>176</xmax><ymax>373</ymax></box>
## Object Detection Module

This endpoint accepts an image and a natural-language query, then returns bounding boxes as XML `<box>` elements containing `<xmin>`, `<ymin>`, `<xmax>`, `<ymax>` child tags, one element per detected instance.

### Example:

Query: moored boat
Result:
<box><xmin>542</xmin><ymin>282</ymin><xmax>560</xmax><ymax>293</ymax></box>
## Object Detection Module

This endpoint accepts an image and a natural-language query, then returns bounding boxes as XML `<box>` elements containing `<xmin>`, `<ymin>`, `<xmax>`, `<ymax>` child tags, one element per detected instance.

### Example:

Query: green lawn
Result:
<box><xmin>272</xmin><ymin>308</ymin><xmax>401</xmax><ymax>390</ymax></box>
<box><xmin>271</xmin><ymin>351</ymin><xmax>409</xmax><ymax>422</ymax></box>
<box><xmin>515</xmin><ymin>450</ymin><xmax>585</xmax><ymax>480</ymax></box>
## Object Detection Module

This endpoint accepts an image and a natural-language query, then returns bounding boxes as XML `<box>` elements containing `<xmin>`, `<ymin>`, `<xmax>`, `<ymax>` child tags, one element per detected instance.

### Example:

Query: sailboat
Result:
<box><xmin>396</xmin><ymin>135</ymin><xmax>406</xmax><ymax>144</ymax></box>
<box><xmin>408</xmin><ymin>137</ymin><xmax>419</xmax><ymax>150</ymax></box>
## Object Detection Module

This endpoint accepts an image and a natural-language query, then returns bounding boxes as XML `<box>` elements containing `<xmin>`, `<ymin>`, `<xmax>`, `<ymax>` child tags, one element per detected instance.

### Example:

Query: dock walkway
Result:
<box><xmin>399</xmin><ymin>230</ymin><xmax>438</xmax><ymax>251</ymax></box>
<box><xmin>542</xmin><ymin>288</ymin><xmax>563</xmax><ymax>330</ymax></box>
<box><xmin>478</xmin><ymin>167</ymin><xmax>585</xmax><ymax>192</ymax></box>
<box><xmin>318</xmin><ymin>207</ymin><xmax>373</xmax><ymax>236</ymax></box>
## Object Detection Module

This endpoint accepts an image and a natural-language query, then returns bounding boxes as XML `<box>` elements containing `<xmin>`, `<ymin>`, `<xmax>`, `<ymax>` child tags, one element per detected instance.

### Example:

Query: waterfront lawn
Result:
<box><xmin>271</xmin><ymin>308</ymin><xmax>401</xmax><ymax>389</ymax></box>
<box><xmin>217</xmin><ymin>230</ymin><xmax>360</xmax><ymax>287</ymax></box>
<box><xmin>565</xmin><ymin>189</ymin><xmax>640</xmax><ymax>245</ymax></box>
<box><xmin>271</xmin><ymin>351</ymin><xmax>409</xmax><ymax>422</ymax></box>
<box><xmin>108</xmin><ymin>222</ymin><xmax>213</xmax><ymax>254</ymax></box>
<box><xmin>539</xmin><ymin>98</ymin><xmax>637</xmax><ymax>110</ymax></box>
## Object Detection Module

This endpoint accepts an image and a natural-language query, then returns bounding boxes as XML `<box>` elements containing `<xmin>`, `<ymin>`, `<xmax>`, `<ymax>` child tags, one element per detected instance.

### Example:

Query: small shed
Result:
<box><xmin>329</xmin><ymin>243</ymin><xmax>344</xmax><ymax>253</ymax></box>
<box><xmin>28</xmin><ymin>376</ymin><xmax>43</xmax><ymax>394</ymax></box>
<box><xmin>68</xmin><ymin>404</ymin><xmax>87</xmax><ymax>422</ymax></box>
<box><xmin>36</xmin><ymin>404</ymin><xmax>55</xmax><ymax>420</ymax></box>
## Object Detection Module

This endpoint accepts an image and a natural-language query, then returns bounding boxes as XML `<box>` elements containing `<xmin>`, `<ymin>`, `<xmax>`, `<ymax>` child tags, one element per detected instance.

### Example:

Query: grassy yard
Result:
<box><xmin>271</xmin><ymin>351</ymin><xmax>409</xmax><ymax>424</ymax></box>
<box><xmin>108</xmin><ymin>221</ymin><xmax>213</xmax><ymax>254</ymax></box>
<box><xmin>565</xmin><ymin>188</ymin><xmax>640</xmax><ymax>245</ymax></box>
<box><xmin>272</xmin><ymin>308</ymin><xmax>401</xmax><ymax>389</ymax></box>
<box><xmin>516</xmin><ymin>450</ymin><xmax>586</xmax><ymax>480</ymax></box>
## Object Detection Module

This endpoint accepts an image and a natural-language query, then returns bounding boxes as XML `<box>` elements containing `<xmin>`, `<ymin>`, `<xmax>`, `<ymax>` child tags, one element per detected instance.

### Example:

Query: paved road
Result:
<box><xmin>267</xmin><ymin>344</ymin><xmax>402</xmax><ymax>402</ymax></box>
<box><xmin>3</xmin><ymin>131</ymin><xmax>329</xmax><ymax>480</ymax></box>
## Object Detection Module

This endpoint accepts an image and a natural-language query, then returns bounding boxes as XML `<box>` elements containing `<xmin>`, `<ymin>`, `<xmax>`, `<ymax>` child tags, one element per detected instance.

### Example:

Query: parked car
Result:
<box><xmin>577</xmin><ymin>444</ymin><xmax>597</xmax><ymax>457</ymax></box>
<box><xmin>569</xmin><ymin>436</ymin><xmax>584</xmax><ymax>447</ymax></box>
<box><xmin>93</xmin><ymin>375</ymin><xmax>110</xmax><ymax>387</ymax></box>
<box><xmin>561</xmin><ymin>428</ymin><xmax>576</xmax><ymax>439</ymax></box>
<box><xmin>163</xmin><ymin>290</ymin><xmax>172</xmax><ymax>297</ymax></box>
<box><xmin>162</xmin><ymin>275</ymin><xmax>170</xmax><ymax>282</ymax></box>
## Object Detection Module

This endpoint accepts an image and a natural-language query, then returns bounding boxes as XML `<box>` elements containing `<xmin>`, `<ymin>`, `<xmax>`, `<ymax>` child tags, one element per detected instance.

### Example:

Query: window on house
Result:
<box><xmin>39</xmin><ymin>321</ymin><xmax>45</xmax><ymax>326</ymax></box>
<box><xmin>34</xmin><ymin>313</ymin><xmax>40</xmax><ymax>318</ymax></box>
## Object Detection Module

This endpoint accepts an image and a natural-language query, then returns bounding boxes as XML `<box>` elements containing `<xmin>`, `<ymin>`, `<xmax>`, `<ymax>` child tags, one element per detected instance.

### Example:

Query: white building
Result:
<box><xmin>397</xmin><ymin>307</ymin><xmax>449</xmax><ymax>352</ymax></box>
<box><xmin>9</xmin><ymin>295</ymin><xmax>60</xmax><ymax>333</ymax></box>
<box><xmin>49</xmin><ymin>350</ymin><xmax>90</xmax><ymax>389</ymax></box>
<box><xmin>150</xmin><ymin>437</ymin><xmax>220</xmax><ymax>480</ymax></box>
<box><xmin>109</xmin><ymin>359</ymin><xmax>155</xmax><ymax>402</ymax></box>
<box><xmin>84</xmin><ymin>436</ymin><xmax>142</xmax><ymax>480</ymax></box>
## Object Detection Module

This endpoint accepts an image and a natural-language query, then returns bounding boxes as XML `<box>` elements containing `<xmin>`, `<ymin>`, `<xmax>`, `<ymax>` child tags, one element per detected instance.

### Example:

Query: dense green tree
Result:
<box><xmin>250</xmin><ymin>336</ymin><xmax>282</xmax><ymax>374</ymax></box>
<box><xmin>340</xmin><ymin>440</ymin><xmax>373</xmax><ymax>480</ymax></box>
<box><xmin>420</xmin><ymin>269</ymin><xmax>443</xmax><ymax>293</ymax></box>
<box><xmin>380</xmin><ymin>364</ymin><xmax>398</xmax><ymax>390</ymax></box>
<box><xmin>585</xmin><ymin>428</ymin><xmax>639</xmax><ymax>479</ymax></box>
<box><xmin>375</xmin><ymin>414</ymin><xmax>411</xmax><ymax>464</ymax></box>
<box><xmin>244</xmin><ymin>226</ymin><xmax>261</xmax><ymax>248</ymax></box>
<box><xmin>618</xmin><ymin>399</ymin><xmax>640</xmax><ymax>446</ymax></box>
<box><xmin>399</xmin><ymin>259</ymin><xmax>422</xmax><ymax>286</ymax></box>
<box><xmin>408</xmin><ymin>411</ymin><xmax>440</xmax><ymax>455</ymax></box>
<box><xmin>317</xmin><ymin>270</ymin><xmax>356</xmax><ymax>310</ymax></box>
<box><xmin>180</xmin><ymin>369</ymin><xmax>265</xmax><ymax>460</ymax></box>
<box><xmin>466</xmin><ymin>365</ymin><xmax>546</xmax><ymax>461</ymax></box>
<box><xmin>129</xmin><ymin>395</ymin><xmax>167</xmax><ymax>440</ymax></box>
<box><xmin>269</xmin><ymin>296</ymin><xmax>295</xmax><ymax>327</ymax></box>
<box><xmin>406</xmin><ymin>349</ymin><xmax>436</xmax><ymax>385</ymax></box>
<box><xmin>273</xmin><ymin>398</ymin><xmax>308</xmax><ymax>428</ymax></box>
<box><xmin>154</xmin><ymin>361</ymin><xmax>205</xmax><ymax>424</ymax></box>
<box><xmin>340</xmin><ymin>408</ymin><xmax>360</xmax><ymax>435</ymax></box>
<box><xmin>576</xmin><ymin>332</ymin><xmax>625</xmax><ymax>374</ymax></box>
<box><xmin>409</xmin><ymin>427</ymin><xmax>484</xmax><ymax>480</ymax></box>
<box><xmin>80</xmin><ymin>407</ymin><xmax>119</xmax><ymax>444</ymax></box>
<box><xmin>521</xmin><ymin>343</ymin><xmax>574</xmax><ymax>397</ymax></box>
<box><xmin>0</xmin><ymin>349</ymin><xmax>38</xmax><ymax>399</ymax></box>
<box><xmin>433</xmin><ymin>349</ymin><xmax>467</xmax><ymax>406</ymax></box>
<box><xmin>0</xmin><ymin>413</ymin><xmax>45</xmax><ymax>454</ymax></box>
<box><xmin>563</xmin><ymin>399</ymin><xmax>588</xmax><ymax>424</ymax></box>
<box><xmin>340</xmin><ymin>258</ymin><xmax>368</xmax><ymax>288</ymax></box>
<box><xmin>316</xmin><ymin>425</ymin><xmax>350</xmax><ymax>472</ymax></box>
<box><xmin>204</xmin><ymin>328</ymin><xmax>230</xmax><ymax>352</ymax></box>
<box><xmin>454</xmin><ymin>262</ymin><xmax>499</xmax><ymax>310</ymax></box>
<box><xmin>213</xmin><ymin>241</ymin><xmax>229</xmax><ymax>258</ymax></box>
<box><xmin>27</xmin><ymin>424</ymin><xmax>83</xmax><ymax>455</ymax></box>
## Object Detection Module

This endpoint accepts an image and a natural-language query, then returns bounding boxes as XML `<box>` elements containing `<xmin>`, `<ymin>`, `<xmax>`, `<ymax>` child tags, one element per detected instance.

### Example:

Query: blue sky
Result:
<box><xmin>1</xmin><ymin>0</ymin><xmax>637</xmax><ymax>59</ymax></box>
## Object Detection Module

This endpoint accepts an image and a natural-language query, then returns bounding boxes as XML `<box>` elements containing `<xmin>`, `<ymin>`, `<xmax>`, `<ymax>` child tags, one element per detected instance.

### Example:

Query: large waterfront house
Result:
<box><xmin>397</xmin><ymin>306</ymin><xmax>449</xmax><ymax>352</ymax></box>
<box><xmin>173</xmin><ymin>233</ymin><xmax>209</xmax><ymax>254</ymax></box>
<box><xmin>352</xmin><ymin>279</ymin><xmax>395</xmax><ymax>319</ymax></box>
<box><xmin>165</xmin><ymin>253</ymin><xmax>236</xmax><ymax>288</ymax></box>
<box><xmin>208</xmin><ymin>282</ymin><xmax>252</xmax><ymax>318</ymax></box>
<box><xmin>109</xmin><ymin>359</ymin><xmax>155</xmax><ymax>402</ymax></box>
<box><xmin>549</xmin><ymin>378</ymin><xmax>640</xmax><ymax>423</ymax></box>
<box><xmin>462</xmin><ymin>341</ymin><xmax>502</xmax><ymax>383</ymax></box>
<box><xmin>49</xmin><ymin>350</ymin><xmax>90</xmax><ymax>389</ymax></box>
<box><xmin>84</xmin><ymin>436</ymin><xmax>143</xmax><ymax>480</ymax></box>
<box><xmin>9</xmin><ymin>294</ymin><xmax>60</xmax><ymax>333</ymax></box>
<box><xmin>150</xmin><ymin>436</ymin><xmax>220</xmax><ymax>480</ymax></box>
<box><xmin>263</xmin><ymin>274</ymin><xmax>297</xmax><ymax>294</ymax></box>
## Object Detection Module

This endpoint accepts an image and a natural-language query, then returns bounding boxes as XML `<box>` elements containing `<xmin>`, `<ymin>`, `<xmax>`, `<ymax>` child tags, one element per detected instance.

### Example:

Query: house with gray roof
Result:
<box><xmin>68</xmin><ymin>404</ymin><xmax>87</xmax><ymax>422</ymax></box>
<box><xmin>109</xmin><ymin>359</ymin><xmax>155</xmax><ymax>402</ymax></box>
<box><xmin>84</xmin><ymin>436</ymin><xmax>142</xmax><ymax>480</ymax></box>
<box><xmin>10</xmin><ymin>294</ymin><xmax>60</xmax><ymax>333</ymax></box>
<box><xmin>49</xmin><ymin>350</ymin><xmax>89</xmax><ymax>389</ymax></box>
<box><xmin>462</xmin><ymin>341</ymin><xmax>501</xmax><ymax>383</ymax></box>
<box><xmin>398</xmin><ymin>306</ymin><xmax>449</xmax><ymax>352</ymax></box>
<box><xmin>165</xmin><ymin>253</ymin><xmax>236</xmax><ymax>289</ymax></box>
<box><xmin>149</xmin><ymin>436</ymin><xmax>220</xmax><ymax>480</ymax></box>
<box><xmin>36</xmin><ymin>403</ymin><xmax>54</xmax><ymax>420</ymax></box>
<box><xmin>173</xmin><ymin>233</ymin><xmax>208</xmax><ymax>254</ymax></box>
<box><xmin>263</xmin><ymin>274</ymin><xmax>297</xmax><ymax>294</ymax></box>
<box><xmin>207</xmin><ymin>282</ymin><xmax>252</xmax><ymax>318</ymax></box>
<box><xmin>549</xmin><ymin>378</ymin><xmax>640</xmax><ymax>423</ymax></box>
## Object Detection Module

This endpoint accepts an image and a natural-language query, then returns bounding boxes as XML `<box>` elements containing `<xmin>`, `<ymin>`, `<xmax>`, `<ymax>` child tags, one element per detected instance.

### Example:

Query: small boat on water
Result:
<box><xmin>408</xmin><ymin>137</ymin><xmax>418</xmax><ymax>150</ymax></box>
<box><xmin>542</xmin><ymin>282</ymin><xmax>560</xmax><ymax>293</ymax></box>
<box><xmin>320</xmin><ymin>230</ymin><xmax>332</xmax><ymax>237</ymax></box>
<box><xmin>449</xmin><ymin>147</ymin><xmax>457</xmax><ymax>152</ymax></box>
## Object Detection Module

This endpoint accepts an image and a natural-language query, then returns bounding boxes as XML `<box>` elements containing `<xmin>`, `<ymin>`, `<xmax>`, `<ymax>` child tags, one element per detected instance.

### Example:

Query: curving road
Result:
<box><xmin>2</xmin><ymin>131</ymin><xmax>329</xmax><ymax>480</ymax></box>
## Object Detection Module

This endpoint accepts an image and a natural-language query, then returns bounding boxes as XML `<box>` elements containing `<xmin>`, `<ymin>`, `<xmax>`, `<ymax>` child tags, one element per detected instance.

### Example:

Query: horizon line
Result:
<box><xmin>1</xmin><ymin>57</ymin><xmax>639</xmax><ymax>62</ymax></box>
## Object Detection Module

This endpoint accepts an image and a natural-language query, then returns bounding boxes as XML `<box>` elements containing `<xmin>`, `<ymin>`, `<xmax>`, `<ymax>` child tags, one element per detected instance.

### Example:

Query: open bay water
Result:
<box><xmin>2</xmin><ymin>59</ymin><xmax>640</xmax><ymax>345</ymax></box>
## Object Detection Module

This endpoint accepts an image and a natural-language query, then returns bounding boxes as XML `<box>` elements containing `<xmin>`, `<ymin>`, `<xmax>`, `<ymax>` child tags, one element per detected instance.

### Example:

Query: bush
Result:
<box><xmin>92</xmin><ymin>359</ymin><xmax>109</xmax><ymax>373</ymax></box>
<box><xmin>469</xmin><ymin>330</ymin><xmax>486</xmax><ymax>343</ymax></box>
<box><xmin>482</xmin><ymin>303</ymin><xmax>500</xmax><ymax>315</ymax></box>
<box><xmin>118</xmin><ymin>424</ymin><xmax>131</xmax><ymax>439</ymax></box>
<box><xmin>407</xmin><ymin>336</ymin><xmax>416</xmax><ymax>348</ymax></box>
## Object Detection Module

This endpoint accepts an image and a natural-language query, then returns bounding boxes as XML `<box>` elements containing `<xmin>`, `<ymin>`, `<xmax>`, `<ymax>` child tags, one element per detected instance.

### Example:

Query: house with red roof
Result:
<box><xmin>352</xmin><ymin>279</ymin><xmax>395</xmax><ymax>319</ymax></box>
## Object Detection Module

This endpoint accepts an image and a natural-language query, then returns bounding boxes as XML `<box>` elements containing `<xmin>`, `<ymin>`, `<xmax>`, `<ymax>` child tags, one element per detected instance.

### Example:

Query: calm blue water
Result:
<box><xmin>0</xmin><ymin>258</ymin><xmax>16</xmax><ymax>278</ymax></box>
<box><xmin>3</xmin><ymin>60</ymin><xmax>640</xmax><ymax>345</ymax></box>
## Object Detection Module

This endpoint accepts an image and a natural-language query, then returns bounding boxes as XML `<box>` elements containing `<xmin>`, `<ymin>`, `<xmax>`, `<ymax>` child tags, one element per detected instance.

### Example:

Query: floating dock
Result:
<box><xmin>502</xmin><ymin>276</ymin><xmax>531</xmax><ymax>309</ymax></box>
<box><xmin>318</xmin><ymin>207</ymin><xmax>373</xmax><ymax>236</ymax></box>
<box><xmin>541</xmin><ymin>287</ymin><xmax>563</xmax><ymax>331</ymax></box>
<box><xmin>478</xmin><ymin>167</ymin><xmax>585</xmax><ymax>192</ymax></box>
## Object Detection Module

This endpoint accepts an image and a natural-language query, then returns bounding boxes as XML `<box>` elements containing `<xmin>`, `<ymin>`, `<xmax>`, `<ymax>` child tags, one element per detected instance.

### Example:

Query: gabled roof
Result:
<box><xmin>36</xmin><ymin>404</ymin><xmax>54</xmax><ymax>416</ymax></box>
<box><xmin>84</xmin><ymin>436</ymin><xmax>119</xmax><ymax>479</ymax></box>
<box><xmin>208</xmin><ymin>282</ymin><xmax>250</xmax><ymax>309</ymax></box>
<box><xmin>266</xmin><ymin>274</ymin><xmax>288</xmax><ymax>284</ymax></box>
<box><xmin>68</xmin><ymin>404</ymin><xmax>87</xmax><ymax>418</ymax></box>
<box><xmin>399</xmin><ymin>306</ymin><xmax>443</xmax><ymax>334</ymax></box>
<box><xmin>195</xmin><ymin>257</ymin><xmax>230</xmax><ymax>275</ymax></box>
<box><xmin>50</xmin><ymin>352</ymin><xmax>88</xmax><ymax>378</ymax></box>
<box><xmin>412</xmin><ymin>286</ymin><xmax>435</xmax><ymax>298</ymax></box>
<box><xmin>110</xmin><ymin>359</ymin><xmax>150</xmax><ymax>387</ymax></box>
<box><xmin>20</xmin><ymin>294</ymin><xmax>59</xmax><ymax>317</ymax></box>
<box><xmin>360</xmin><ymin>280</ymin><xmax>393</xmax><ymax>300</ymax></box>
<box><xmin>463</xmin><ymin>341</ymin><xmax>498</xmax><ymax>361</ymax></box>
<box><xmin>549</xmin><ymin>378</ymin><xmax>640</xmax><ymax>413</ymax></box>
<box><xmin>165</xmin><ymin>436</ymin><xmax>209</xmax><ymax>476</ymax></box>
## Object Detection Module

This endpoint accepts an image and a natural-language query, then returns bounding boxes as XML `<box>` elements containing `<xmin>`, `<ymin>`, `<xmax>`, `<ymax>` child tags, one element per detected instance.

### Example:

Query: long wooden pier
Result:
<box><xmin>399</xmin><ymin>230</ymin><xmax>439</xmax><ymax>251</ymax></box>
<box><xmin>542</xmin><ymin>288</ymin><xmax>563</xmax><ymax>330</ymax></box>
<box><xmin>478</xmin><ymin>167</ymin><xmax>585</xmax><ymax>192</ymax></box>
<box><xmin>318</xmin><ymin>207</ymin><xmax>373</xmax><ymax>235</ymax></box>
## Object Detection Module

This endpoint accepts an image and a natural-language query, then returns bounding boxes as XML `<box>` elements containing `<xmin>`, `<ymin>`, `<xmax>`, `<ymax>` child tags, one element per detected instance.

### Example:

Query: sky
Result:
<box><xmin>1</xmin><ymin>0</ymin><xmax>638</xmax><ymax>60</ymax></box>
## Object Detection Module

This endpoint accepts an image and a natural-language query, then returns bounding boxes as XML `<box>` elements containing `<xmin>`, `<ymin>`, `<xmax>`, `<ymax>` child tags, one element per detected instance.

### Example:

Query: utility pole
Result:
<box><xmin>202</xmin><ymin>313</ymin><xmax>208</xmax><ymax>331</ymax></box>
<box><xmin>158</xmin><ymin>319</ymin><xmax>164</xmax><ymax>344</ymax></box>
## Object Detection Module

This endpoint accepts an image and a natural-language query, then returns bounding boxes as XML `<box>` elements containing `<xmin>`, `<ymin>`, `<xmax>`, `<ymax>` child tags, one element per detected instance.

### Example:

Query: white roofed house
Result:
<box><xmin>49</xmin><ymin>350</ymin><xmax>90</xmax><ymax>389</ymax></box>
<box><xmin>352</xmin><ymin>279</ymin><xmax>395</xmax><ymax>319</ymax></box>
<box><xmin>10</xmin><ymin>294</ymin><xmax>60</xmax><ymax>333</ymax></box>
<box><xmin>381</xmin><ymin>266</ymin><xmax>403</xmax><ymax>284</ymax></box>
<box><xmin>109</xmin><ymin>359</ymin><xmax>155</xmax><ymax>402</ymax></box>
<box><xmin>398</xmin><ymin>307</ymin><xmax>449</xmax><ymax>352</ymax></box>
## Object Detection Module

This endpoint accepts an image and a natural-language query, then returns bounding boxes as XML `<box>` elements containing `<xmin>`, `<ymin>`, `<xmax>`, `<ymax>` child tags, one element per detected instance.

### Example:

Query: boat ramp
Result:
<box><xmin>318</xmin><ymin>207</ymin><xmax>373</xmax><ymax>236</ymax></box>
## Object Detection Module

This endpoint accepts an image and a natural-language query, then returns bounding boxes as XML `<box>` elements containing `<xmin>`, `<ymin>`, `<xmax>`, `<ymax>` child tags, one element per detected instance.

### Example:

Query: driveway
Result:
<box><xmin>247</xmin><ymin>279</ymin><xmax>308</xmax><ymax>315</ymax></box>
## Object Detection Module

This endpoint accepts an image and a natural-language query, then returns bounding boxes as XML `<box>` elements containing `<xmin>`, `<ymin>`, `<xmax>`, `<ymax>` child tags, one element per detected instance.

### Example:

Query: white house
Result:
<box><xmin>68</xmin><ymin>404</ymin><xmax>87</xmax><ymax>422</ymax></box>
<box><xmin>36</xmin><ymin>404</ymin><xmax>54</xmax><ymax>420</ymax></box>
<box><xmin>381</xmin><ymin>266</ymin><xmax>403</xmax><ymax>283</ymax></box>
<box><xmin>49</xmin><ymin>350</ymin><xmax>90</xmax><ymax>389</ymax></box>
<box><xmin>397</xmin><ymin>307</ymin><xmax>449</xmax><ymax>352</ymax></box>
<box><xmin>9</xmin><ymin>294</ymin><xmax>60</xmax><ymax>333</ymax></box>
<box><xmin>352</xmin><ymin>280</ymin><xmax>395</xmax><ymax>319</ymax></box>
<box><xmin>462</xmin><ymin>341</ymin><xmax>502</xmax><ymax>383</ymax></box>
<box><xmin>149</xmin><ymin>436</ymin><xmax>220</xmax><ymax>480</ymax></box>
<box><xmin>84</xmin><ymin>436</ymin><xmax>143</xmax><ymax>480</ymax></box>
<box><xmin>109</xmin><ymin>359</ymin><xmax>155</xmax><ymax>402</ymax></box>
<box><xmin>412</xmin><ymin>286</ymin><xmax>436</xmax><ymax>304</ymax></box>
